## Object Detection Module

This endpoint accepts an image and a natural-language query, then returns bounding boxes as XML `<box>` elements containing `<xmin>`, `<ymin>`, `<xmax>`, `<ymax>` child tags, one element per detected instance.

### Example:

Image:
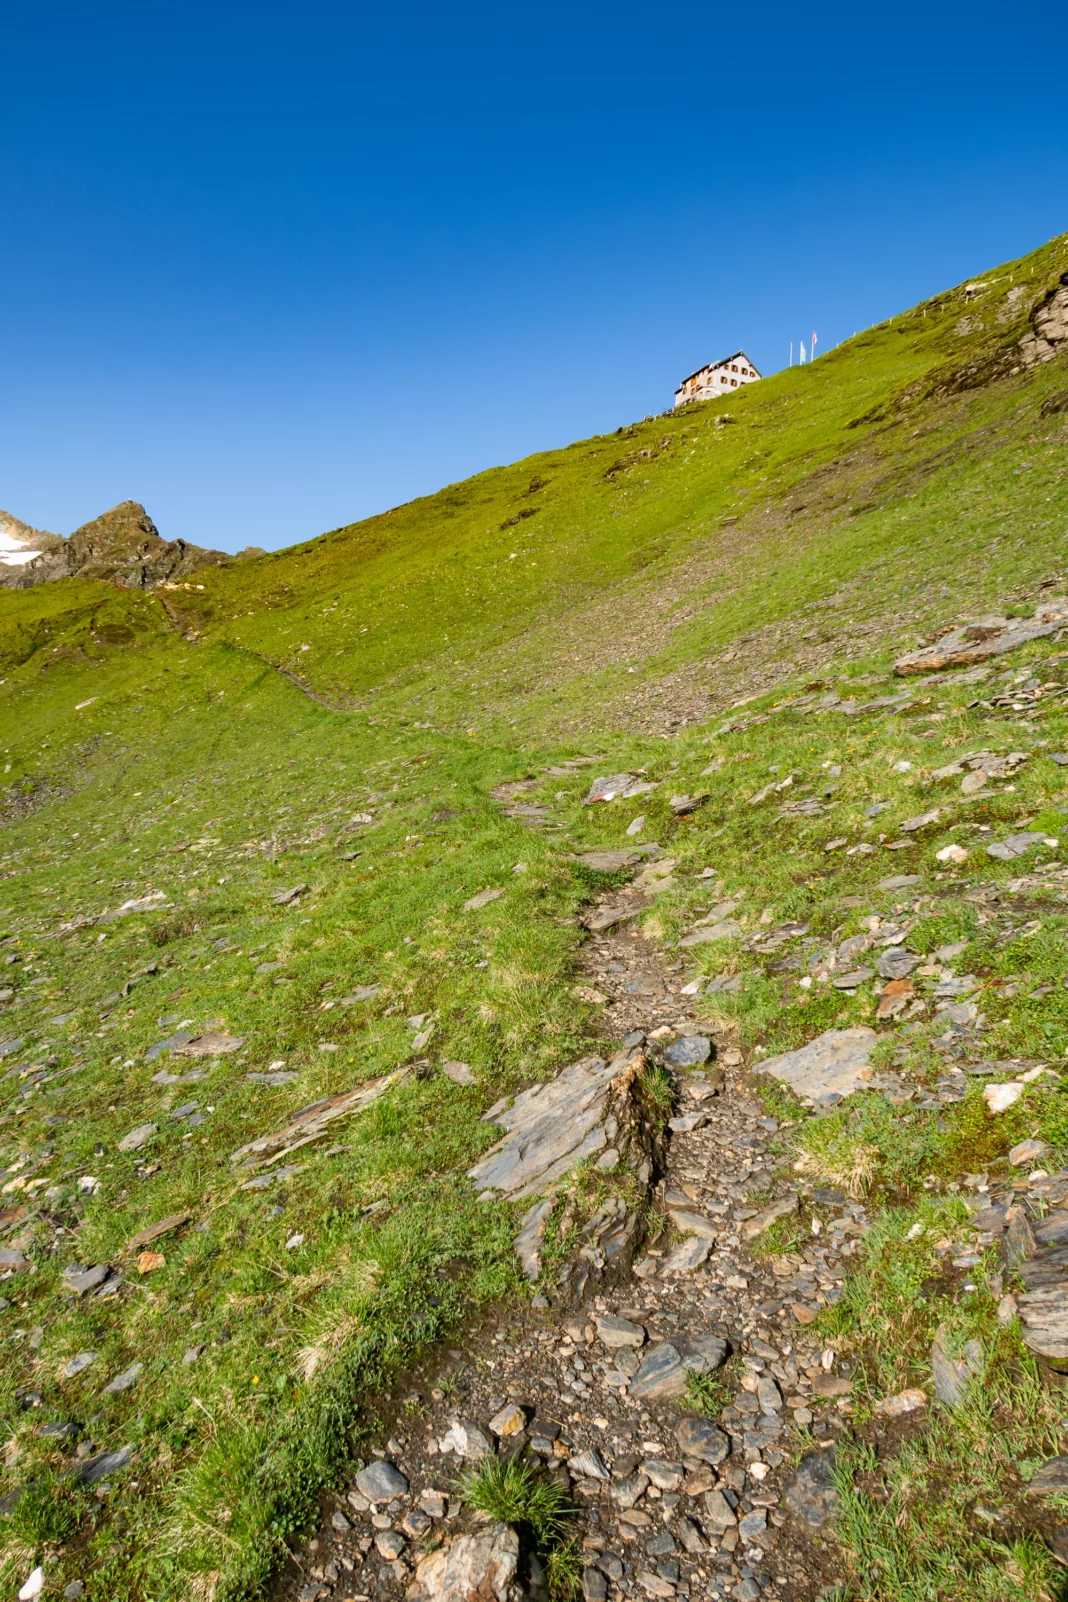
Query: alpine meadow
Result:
<box><xmin>2</xmin><ymin>231</ymin><xmax>1068</xmax><ymax>1602</ymax></box>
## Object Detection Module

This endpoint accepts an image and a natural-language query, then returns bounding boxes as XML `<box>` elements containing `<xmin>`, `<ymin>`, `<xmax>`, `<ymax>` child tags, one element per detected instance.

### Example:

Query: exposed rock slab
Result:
<box><xmin>894</xmin><ymin>598</ymin><xmax>1068</xmax><ymax>675</ymax></box>
<box><xmin>754</xmin><ymin>1027</ymin><xmax>876</xmax><ymax>1103</ymax></box>
<box><xmin>230</xmin><ymin>1069</ymin><xmax>409</xmax><ymax>1170</ymax></box>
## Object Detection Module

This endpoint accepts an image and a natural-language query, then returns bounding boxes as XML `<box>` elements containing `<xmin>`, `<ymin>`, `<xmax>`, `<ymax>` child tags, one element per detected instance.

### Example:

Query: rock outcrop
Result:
<box><xmin>0</xmin><ymin>500</ymin><xmax>227</xmax><ymax>590</ymax></box>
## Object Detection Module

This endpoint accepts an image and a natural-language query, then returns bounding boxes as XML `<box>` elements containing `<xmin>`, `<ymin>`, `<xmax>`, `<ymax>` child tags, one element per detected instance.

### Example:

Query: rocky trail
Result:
<box><xmin>282</xmin><ymin>851</ymin><xmax>870</xmax><ymax>1602</ymax></box>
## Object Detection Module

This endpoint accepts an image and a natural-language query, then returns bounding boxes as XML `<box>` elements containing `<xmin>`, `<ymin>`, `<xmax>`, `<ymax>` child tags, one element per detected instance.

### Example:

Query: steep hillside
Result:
<box><xmin>0</xmin><ymin>234</ymin><xmax>1066</xmax><ymax>1602</ymax></box>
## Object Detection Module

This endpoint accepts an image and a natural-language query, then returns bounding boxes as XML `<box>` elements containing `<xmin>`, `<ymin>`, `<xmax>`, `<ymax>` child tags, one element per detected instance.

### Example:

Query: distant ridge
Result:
<box><xmin>0</xmin><ymin>500</ymin><xmax>228</xmax><ymax>590</ymax></box>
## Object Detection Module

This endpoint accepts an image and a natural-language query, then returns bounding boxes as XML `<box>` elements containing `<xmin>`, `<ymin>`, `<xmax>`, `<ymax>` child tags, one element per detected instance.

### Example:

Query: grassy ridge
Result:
<box><xmin>0</xmin><ymin>232</ymin><xmax>1066</xmax><ymax>1598</ymax></box>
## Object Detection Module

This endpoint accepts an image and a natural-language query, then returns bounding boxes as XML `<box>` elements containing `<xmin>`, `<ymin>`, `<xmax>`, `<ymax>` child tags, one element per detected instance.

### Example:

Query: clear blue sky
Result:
<box><xmin>2</xmin><ymin>1</ymin><xmax>1064</xmax><ymax>553</ymax></box>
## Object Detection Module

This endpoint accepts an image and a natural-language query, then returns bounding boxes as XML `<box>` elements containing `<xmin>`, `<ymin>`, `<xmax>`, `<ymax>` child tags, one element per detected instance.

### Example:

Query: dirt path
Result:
<box><xmin>282</xmin><ymin>859</ymin><xmax>864</xmax><ymax>1602</ymax></box>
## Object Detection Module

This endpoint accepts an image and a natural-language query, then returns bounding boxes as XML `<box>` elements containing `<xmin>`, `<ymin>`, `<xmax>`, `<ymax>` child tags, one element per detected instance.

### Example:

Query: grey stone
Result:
<box><xmin>666</xmin><ymin>1208</ymin><xmax>720</xmax><ymax>1240</ymax></box>
<box><xmin>629</xmin><ymin>1336</ymin><xmax>727</xmax><ymax>1402</ymax></box>
<box><xmin>663</xmin><ymin>1036</ymin><xmax>711</xmax><ymax>1068</ymax></box>
<box><xmin>117</xmin><ymin>1123</ymin><xmax>157</xmax><ymax>1152</ymax></box>
<box><xmin>331</xmin><ymin>1508</ymin><xmax>351</xmax><ymax>1533</ymax></box>
<box><xmin>515</xmin><ymin>1197</ymin><xmax>554</xmax><ymax>1280</ymax></box>
<box><xmin>63</xmin><ymin>1586</ymin><xmax>84</xmax><ymax>1600</ymax></box>
<box><xmin>102</xmin><ymin>1362</ymin><xmax>143</xmax><ymax>1395</ymax></box>
<box><xmin>576</xmin><ymin>850</ymin><xmax>643</xmax><ymax>872</ymax></box>
<box><xmin>611</xmin><ymin>1472</ymin><xmax>650</xmax><ymax>1509</ymax></box>
<box><xmin>270</xmin><ymin>883</ymin><xmax>308</xmax><ymax>904</ymax></box>
<box><xmin>679</xmin><ymin>921</ymin><xmax>741</xmax><ymax>947</ymax></box>
<box><xmin>703</xmin><ymin>1489</ymin><xmax>737</xmax><ymax>1531</ymax></box>
<box><xmin>408</xmin><ymin>1522</ymin><xmax>519</xmax><ymax>1602</ymax></box>
<box><xmin>442</xmin><ymin>1420</ymin><xmax>493</xmax><ymax>1460</ymax></box>
<box><xmin>987</xmin><ymin>832</ymin><xmax>1047</xmax><ymax>860</ymax></box>
<box><xmin>676</xmin><ymin>1417</ymin><xmax>729</xmax><ymax>1466</ymax></box>
<box><xmin>876</xmin><ymin>947</ymin><xmax>920</xmax><ymax>980</ymax></box>
<box><xmin>63</xmin><ymin>1352</ymin><xmax>98</xmax><ymax>1377</ymax></box>
<box><xmin>741</xmin><ymin>1191</ymin><xmax>799</xmax><ymax>1240</ymax></box>
<box><xmin>930</xmin><ymin>1324</ymin><xmax>984</xmax><ymax>1407</ymax></box>
<box><xmin>676</xmin><ymin>1516</ymin><xmax>707</xmax><ymax>1554</ymax></box>
<box><xmin>877</xmin><ymin>875</ymin><xmax>921</xmax><ymax>890</ymax></box>
<box><xmin>733</xmin><ymin>1582</ymin><xmax>761</xmax><ymax>1602</ymax></box>
<box><xmin>76</xmin><ymin>1444</ymin><xmax>133</xmax><ymax>1484</ymax></box>
<box><xmin>596</xmin><ymin>1314</ymin><xmax>646</xmax><ymax>1349</ymax></box>
<box><xmin>1027</xmin><ymin>1456</ymin><xmax>1068</xmax><ymax>1495</ymax></box>
<box><xmin>784</xmin><ymin>1449</ymin><xmax>839</xmax><ymax>1527</ymax></box>
<box><xmin>894</xmin><ymin>601</ymin><xmax>1068</xmax><ymax>674</ymax></box>
<box><xmin>738</xmin><ymin>1509</ymin><xmax>767</xmax><ymax>1541</ymax></box>
<box><xmin>660</xmin><ymin>1236</ymin><xmax>712</xmax><ymax>1275</ymax></box>
<box><xmin>468</xmin><ymin>1052</ymin><xmax>635</xmax><ymax>1200</ymax></box>
<box><xmin>463</xmin><ymin>887</ymin><xmax>505</xmax><ymax>911</ymax></box>
<box><xmin>832</xmin><ymin>967</ymin><xmax>873</xmax><ymax>989</ymax></box>
<box><xmin>755</xmin><ymin>1027</ymin><xmax>876</xmax><ymax>1102</ymax></box>
<box><xmin>355</xmin><ymin>1460</ymin><xmax>409</xmax><ymax>1501</ymax></box>
<box><xmin>375</xmin><ymin>1529</ymin><xmax>406</xmax><ymax>1560</ymax></box>
<box><xmin>641</xmin><ymin>1459</ymin><xmax>683</xmax><ymax>1491</ymax></box>
<box><xmin>583</xmin><ymin>1568</ymin><xmax>608</xmax><ymax>1602</ymax></box>
<box><xmin>569</xmin><ymin>1449</ymin><xmax>610</xmax><ymax>1482</ymax></box>
<box><xmin>585</xmin><ymin>774</ymin><xmax>659</xmax><ymax>804</ymax></box>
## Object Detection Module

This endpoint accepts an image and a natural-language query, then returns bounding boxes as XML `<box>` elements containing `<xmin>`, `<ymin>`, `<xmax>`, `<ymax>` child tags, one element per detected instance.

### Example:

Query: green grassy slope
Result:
<box><xmin>0</xmin><ymin>233</ymin><xmax>1066</xmax><ymax>1601</ymax></box>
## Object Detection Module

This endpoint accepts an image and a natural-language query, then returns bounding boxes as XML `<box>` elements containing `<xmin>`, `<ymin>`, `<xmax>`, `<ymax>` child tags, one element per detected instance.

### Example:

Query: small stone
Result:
<box><xmin>442</xmin><ymin>1420</ymin><xmax>493</xmax><ymax>1460</ymax></box>
<box><xmin>875</xmin><ymin>1388</ymin><xmax>926</xmax><ymax>1417</ymax></box>
<box><xmin>408</xmin><ymin>1522</ymin><xmax>518</xmax><ymax>1601</ymax></box>
<box><xmin>463</xmin><ymin>888</ymin><xmax>505</xmax><ymax>911</ymax></box>
<box><xmin>676</xmin><ymin>1516</ymin><xmax>707</xmax><ymax>1554</ymax></box>
<box><xmin>18</xmin><ymin>1570</ymin><xmax>45</xmax><ymax>1601</ymax></box>
<box><xmin>676</xmin><ymin>1417</ymin><xmax>729</xmax><ymax>1465</ymax></box>
<box><xmin>355</xmin><ymin>1460</ymin><xmax>409</xmax><ymax>1502</ymax></box>
<box><xmin>488</xmin><ymin>1403</ymin><xmax>526</xmax><ymax>1438</ymax></box>
<box><xmin>102</xmin><ymin>1362</ymin><xmax>143</xmax><ymax>1395</ymax></box>
<box><xmin>636</xmin><ymin>1571</ymin><xmax>675</xmax><ymax>1598</ymax></box>
<box><xmin>402</xmin><ymin>1509</ymin><xmax>432</xmax><ymax>1538</ymax></box>
<box><xmin>663</xmin><ymin>1037</ymin><xmax>711</xmax><ymax>1068</ymax></box>
<box><xmin>983</xmin><ymin>1081</ymin><xmax>1023</xmax><ymax>1113</ymax></box>
<box><xmin>569</xmin><ymin>1449</ymin><xmax>611</xmax><ymax>1482</ymax></box>
<box><xmin>660</xmin><ymin>1236</ymin><xmax>712</xmax><ymax>1275</ymax></box>
<box><xmin>442</xmin><ymin>1061</ymin><xmax>477</xmax><ymax>1086</ymax></box>
<box><xmin>331</xmin><ymin>1508</ymin><xmax>351</xmax><ymax>1533</ymax></box>
<box><xmin>641</xmin><ymin>1460</ymin><xmax>683</xmax><ymax>1491</ymax></box>
<box><xmin>63</xmin><ymin>1586</ymin><xmax>84</xmax><ymax>1600</ymax></box>
<box><xmin>703</xmin><ymin>1489</ymin><xmax>737</xmax><ymax>1532</ymax></box>
<box><xmin>732</xmin><ymin>1582</ymin><xmax>761</xmax><ymax>1602</ymax></box>
<box><xmin>63</xmin><ymin>1352</ymin><xmax>97</xmax><ymax>1378</ymax></box>
<box><xmin>418</xmin><ymin>1489</ymin><xmax>448</xmax><ymax>1518</ymax></box>
<box><xmin>738</xmin><ymin>1510</ymin><xmax>767</xmax><ymax>1541</ymax></box>
<box><xmin>375</xmin><ymin>1529</ymin><xmax>406</xmax><ymax>1560</ymax></box>
<box><xmin>611</xmin><ymin>1473</ymin><xmax>650</xmax><ymax>1509</ymax></box>
<box><xmin>118</xmin><ymin>1123</ymin><xmax>157</xmax><ymax>1153</ymax></box>
<box><xmin>583</xmin><ymin>1568</ymin><xmax>609</xmax><ymax>1602</ymax></box>
<box><xmin>1009</xmin><ymin>1138</ymin><xmax>1049</xmax><ymax>1167</ymax></box>
<box><xmin>930</xmin><ymin>1325</ymin><xmax>983</xmax><ymax>1408</ymax></box>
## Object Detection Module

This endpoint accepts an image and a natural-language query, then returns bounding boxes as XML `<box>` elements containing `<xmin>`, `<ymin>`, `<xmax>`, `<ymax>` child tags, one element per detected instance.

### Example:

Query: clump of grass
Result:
<box><xmin>458</xmin><ymin>1457</ymin><xmax>577</xmax><ymax>1596</ymax></box>
<box><xmin>683</xmin><ymin>1368</ymin><xmax>731</xmax><ymax>1419</ymax></box>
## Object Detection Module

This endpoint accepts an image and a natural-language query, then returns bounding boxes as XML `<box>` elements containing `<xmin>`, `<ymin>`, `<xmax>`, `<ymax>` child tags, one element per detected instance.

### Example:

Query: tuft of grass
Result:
<box><xmin>458</xmin><ymin>1455</ymin><xmax>577</xmax><ymax>1595</ymax></box>
<box><xmin>683</xmin><ymin>1368</ymin><xmax>732</xmax><ymax>1419</ymax></box>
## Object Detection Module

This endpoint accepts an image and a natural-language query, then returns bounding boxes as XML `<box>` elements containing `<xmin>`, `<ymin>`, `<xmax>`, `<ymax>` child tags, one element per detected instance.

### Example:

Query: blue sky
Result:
<box><xmin>2</xmin><ymin>0</ymin><xmax>1064</xmax><ymax>553</ymax></box>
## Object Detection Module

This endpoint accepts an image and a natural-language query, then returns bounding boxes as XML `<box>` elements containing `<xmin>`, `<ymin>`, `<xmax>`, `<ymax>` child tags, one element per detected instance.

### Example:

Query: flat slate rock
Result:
<box><xmin>987</xmin><ymin>832</ymin><xmax>1048</xmax><ymax>860</ymax></box>
<box><xmin>117</xmin><ymin>1123</ymin><xmax>157</xmax><ymax>1152</ymax></box>
<box><xmin>628</xmin><ymin>1336</ymin><xmax>727</xmax><ymax>1402</ymax></box>
<box><xmin>931</xmin><ymin>1323</ymin><xmax>984</xmax><ymax>1406</ymax></box>
<box><xmin>784</xmin><ymin>1449</ymin><xmax>839</xmax><ymax>1528</ymax></box>
<box><xmin>75</xmin><ymin>1444</ymin><xmax>133</xmax><ymax>1485</ymax></box>
<box><xmin>876</xmin><ymin>947</ymin><xmax>920</xmax><ymax>979</ymax></box>
<box><xmin>468</xmin><ymin>1051</ymin><xmax>634</xmax><ymax>1201</ymax></box>
<box><xmin>894</xmin><ymin>600</ymin><xmax>1068</xmax><ymax>674</ymax></box>
<box><xmin>463</xmin><ymin>887</ymin><xmax>505</xmax><ymax>911</ymax></box>
<box><xmin>576</xmin><ymin>850</ymin><xmax>643</xmax><ymax>872</ymax></box>
<box><xmin>755</xmin><ymin>1027</ymin><xmax>876</xmax><ymax>1103</ymax></box>
<box><xmin>877</xmin><ymin>875</ymin><xmax>921</xmax><ymax>890</ymax></box>
<box><xmin>175</xmin><ymin>1031</ymin><xmax>244</xmax><ymax>1057</ymax></box>
<box><xmin>676</xmin><ymin>1417</ymin><xmax>729</xmax><ymax>1465</ymax></box>
<box><xmin>679</xmin><ymin>921</ymin><xmax>740</xmax><ymax>947</ymax></box>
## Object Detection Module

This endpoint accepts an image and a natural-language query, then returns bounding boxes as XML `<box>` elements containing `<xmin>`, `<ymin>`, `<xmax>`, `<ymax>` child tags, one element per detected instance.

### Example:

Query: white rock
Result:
<box><xmin>18</xmin><ymin>1570</ymin><xmax>45</xmax><ymax>1601</ymax></box>
<box><xmin>408</xmin><ymin>1522</ymin><xmax>518</xmax><ymax>1601</ymax></box>
<box><xmin>983</xmin><ymin>1081</ymin><xmax>1023</xmax><ymax>1113</ymax></box>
